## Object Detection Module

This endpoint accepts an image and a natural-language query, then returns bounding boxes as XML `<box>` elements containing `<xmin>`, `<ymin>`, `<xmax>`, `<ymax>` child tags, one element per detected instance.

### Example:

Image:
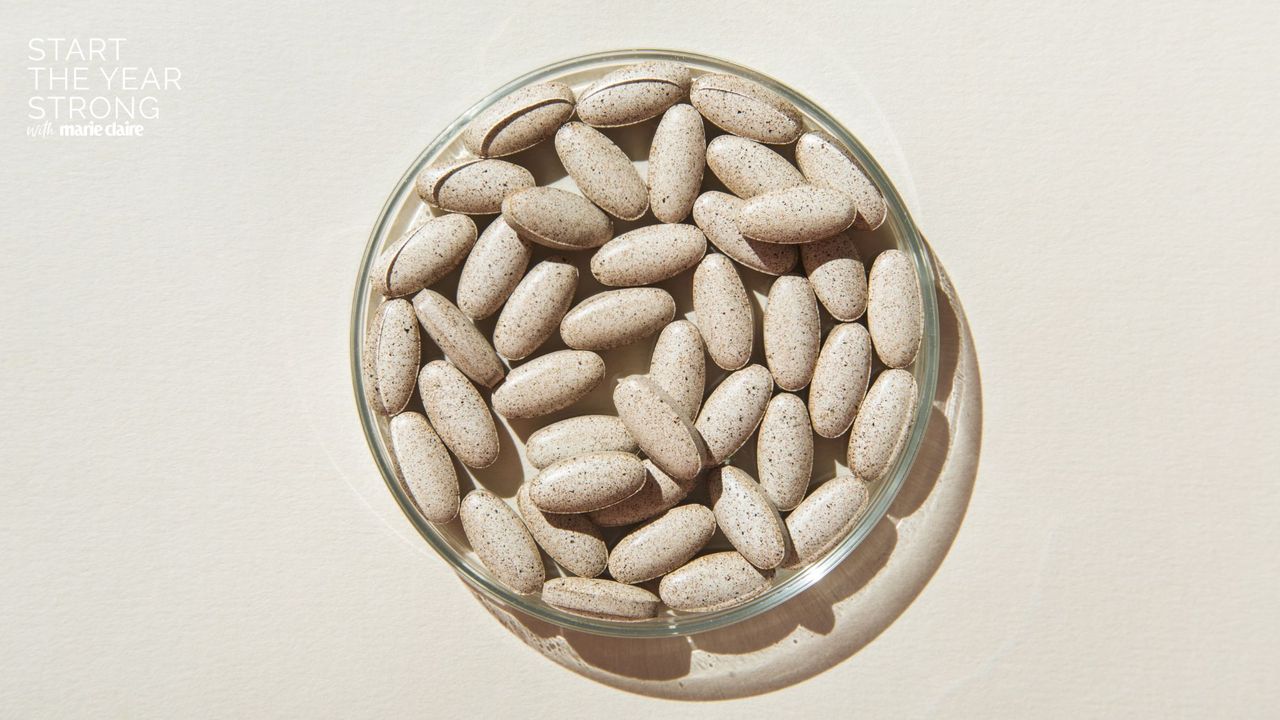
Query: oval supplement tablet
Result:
<box><xmin>795</xmin><ymin>130</ymin><xmax>888</xmax><ymax>231</ymax></box>
<box><xmin>555</xmin><ymin>122</ymin><xmax>648</xmax><ymax>221</ymax></box>
<box><xmin>492</xmin><ymin>256</ymin><xmax>578</xmax><ymax>361</ymax></box>
<box><xmin>362</xmin><ymin>298</ymin><xmax>420</xmax><ymax>415</ymax></box>
<box><xmin>589</xmin><ymin>460</ymin><xmax>695</xmax><ymax>528</ymax></box>
<box><xmin>576</xmin><ymin>61</ymin><xmax>691</xmax><ymax>128</ymax></box>
<box><xmin>388</xmin><ymin>411</ymin><xmax>459</xmax><ymax>524</ymax></box>
<box><xmin>455</xmin><ymin>216</ymin><xmax>531</xmax><ymax>320</ymax></box>
<box><xmin>763</xmin><ymin>275</ymin><xmax>820</xmax><ymax>391</ymax></box>
<box><xmin>560</xmin><ymin>288</ymin><xmax>675</xmax><ymax>352</ymax></box>
<box><xmin>705</xmin><ymin>134</ymin><xmax>805</xmax><ymax>198</ymax></box>
<box><xmin>525</xmin><ymin>415</ymin><xmax>636</xmax><ymax>469</ymax></box>
<box><xmin>492</xmin><ymin>349</ymin><xmax>604</xmax><ymax>419</ymax></box>
<box><xmin>848</xmin><ymin>369</ymin><xmax>919</xmax><ymax>483</ymax></box>
<box><xmin>501</xmin><ymin>187</ymin><xmax>613</xmax><ymax>250</ymax></box>
<box><xmin>809</xmin><ymin>323</ymin><xmax>872</xmax><ymax>439</ymax></box>
<box><xmin>695</xmin><ymin>364</ymin><xmax>774</xmax><ymax>464</ymax></box>
<box><xmin>608</xmin><ymin>504</ymin><xmax>716</xmax><ymax>584</ymax></box>
<box><xmin>648</xmin><ymin>104</ymin><xmax>705</xmax><ymax>223</ymax></box>
<box><xmin>689</xmin><ymin>73</ymin><xmax>803</xmax><ymax>144</ymax></box>
<box><xmin>516</xmin><ymin>485</ymin><xmax>607</xmax><ymax>578</ymax></box>
<box><xmin>709</xmin><ymin>467</ymin><xmax>788</xmax><ymax>570</ymax></box>
<box><xmin>783</xmin><ymin>475</ymin><xmax>870</xmax><ymax>569</ymax></box>
<box><xmin>542</xmin><ymin>577</ymin><xmax>660</xmax><ymax>621</ymax></box>
<box><xmin>418</xmin><ymin>360</ymin><xmax>500</xmax><ymax>469</ymax></box>
<box><xmin>647</xmin><ymin>320</ymin><xmax>706</xmax><ymax>421</ymax></box>
<box><xmin>692</xmin><ymin>254</ymin><xmax>754</xmax><ymax>370</ymax></box>
<box><xmin>371</xmin><ymin>214</ymin><xmax>477</xmax><ymax>298</ymax></box>
<box><xmin>412</xmin><ymin>289</ymin><xmax>505</xmax><ymax>388</ymax></box>
<box><xmin>867</xmin><ymin>249</ymin><xmax>923</xmax><ymax>368</ymax></box>
<box><xmin>692</xmin><ymin>191</ymin><xmax>797</xmax><ymax>276</ymax></box>
<box><xmin>659</xmin><ymin>551</ymin><xmax>773</xmax><ymax>612</ymax></box>
<box><xmin>463</xmin><ymin>81</ymin><xmax>576</xmax><ymax>158</ymax></box>
<box><xmin>459</xmin><ymin>489</ymin><xmax>544</xmax><ymax>594</ymax></box>
<box><xmin>756</xmin><ymin>393</ymin><xmax>813</xmax><ymax>511</ymax></box>
<box><xmin>739</xmin><ymin>185</ymin><xmax>857</xmax><ymax>245</ymax></box>
<box><xmin>528</xmin><ymin>451</ymin><xmax>646</xmax><ymax>514</ymax></box>
<box><xmin>613</xmin><ymin>375</ymin><xmax>709</xmax><ymax>483</ymax></box>
<box><xmin>415</xmin><ymin>158</ymin><xmax>534</xmax><ymax>215</ymax></box>
<box><xmin>590</xmin><ymin>224</ymin><xmax>706</xmax><ymax>287</ymax></box>
<box><xmin>801</xmin><ymin>232</ymin><xmax>866</xmax><ymax>322</ymax></box>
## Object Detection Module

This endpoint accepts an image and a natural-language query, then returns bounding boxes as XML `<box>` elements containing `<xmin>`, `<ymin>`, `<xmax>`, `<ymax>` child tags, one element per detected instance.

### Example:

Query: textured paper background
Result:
<box><xmin>2</xmin><ymin>1</ymin><xmax>1277</xmax><ymax>716</ymax></box>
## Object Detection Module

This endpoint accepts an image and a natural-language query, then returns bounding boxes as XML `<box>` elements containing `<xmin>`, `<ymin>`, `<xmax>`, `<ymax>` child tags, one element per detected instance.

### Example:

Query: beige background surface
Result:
<box><xmin>2</xmin><ymin>1</ymin><xmax>1278</xmax><ymax>717</ymax></box>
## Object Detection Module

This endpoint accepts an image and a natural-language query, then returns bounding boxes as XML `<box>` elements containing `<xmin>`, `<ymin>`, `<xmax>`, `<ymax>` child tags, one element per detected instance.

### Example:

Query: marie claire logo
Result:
<box><xmin>25</xmin><ymin>38</ymin><xmax>181</xmax><ymax>138</ymax></box>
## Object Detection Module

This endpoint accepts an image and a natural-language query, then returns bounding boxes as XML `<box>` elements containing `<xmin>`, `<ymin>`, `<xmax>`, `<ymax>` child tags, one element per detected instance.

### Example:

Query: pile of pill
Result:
<box><xmin>363</xmin><ymin>60</ymin><xmax>923</xmax><ymax>620</ymax></box>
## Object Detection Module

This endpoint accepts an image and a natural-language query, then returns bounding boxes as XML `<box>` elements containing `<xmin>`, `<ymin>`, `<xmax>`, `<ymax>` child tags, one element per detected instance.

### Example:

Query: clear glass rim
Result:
<box><xmin>350</xmin><ymin>48</ymin><xmax>940</xmax><ymax>638</ymax></box>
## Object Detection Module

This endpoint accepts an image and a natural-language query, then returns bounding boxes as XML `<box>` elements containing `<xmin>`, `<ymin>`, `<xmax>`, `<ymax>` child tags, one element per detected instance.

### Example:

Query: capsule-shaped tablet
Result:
<box><xmin>589</xmin><ymin>460</ymin><xmax>695</xmax><ymax>527</ymax></box>
<box><xmin>525</xmin><ymin>415</ymin><xmax>636</xmax><ymax>469</ymax></box>
<box><xmin>455</xmin><ymin>217</ymin><xmax>531</xmax><ymax>320</ymax></box>
<box><xmin>692</xmin><ymin>254</ymin><xmax>754</xmax><ymax>371</ymax></box>
<box><xmin>528</xmin><ymin>451</ymin><xmax>645</xmax><ymax>514</ymax></box>
<box><xmin>708</xmin><ymin>467</ymin><xmax>788</xmax><ymax>570</ymax></box>
<box><xmin>555</xmin><ymin>122</ymin><xmax>648</xmax><ymax>221</ymax></box>
<box><xmin>362</xmin><ymin>299</ymin><xmax>420</xmax><ymax>415</ymax></box>
<box><xmin>590</xmin><ymin>224</ymin><xmax>706</xmax><ymax>287</ymax></box>
<box><xmin>740</xmin><ymin>186</ymin><xmax>857</xmax><ymax>245</ymax></box>
<box><xmin>516</xmin><ymin>485</ymin><xmax>607</xmax><ymax>577</ymax></box>
<box><xmin>689</xmin><ymin>73</ymin><xmax>803</xmax><ymax>144</ymax></box>
<box><xmin>388</xmin><ymin>412</ymin><xmax>459</xmax><ymax>524</ymax></box>
<box><xmin>493</xmin><ymin>257</ymin><xmax>578</xmax><ymax>361</ymax></box>
<box><xmin>867</xmin><ymin>249</ymin><xmax>923</xmax><ymax>368</ymax></box>
<box><xmin>763</xmin><ymin>276</ymin><xmax>820</xmax><ymax>391</ymax></box>
<box><xmin>412</xmin><ymin>290</ymin><xmax>505</xmax><ymax>388</ymax></box>
<box><xmin>706</xmin><ymin>135</ymin><xmax>805</xmax><ymax>198</ymax></box>
<box><xmin>613</xmin><ymin>375</ymin><xmax>709</xmax><ymax>483</ymax></box>
<box><xmin>541</xmin><ymin>577</ymin><xmax>660</xmax><ymax>621</ymax></box>
<box><xmin>809</xmin><ymin>323</ymin><xmax>872</xmax><ymax>439</ymax></box>
<box><xmin>659</xmin><ymin>551</ymin><xmax>773</xmax><ymax>612</ymax></box>
<box><xmin>415</xmin><ymin>158</ymin><xmax>534</xmax><ymax>215</ymax></box>
<box><xmin>492</xmin><ymin>350</ymin><xmax>604</xmax><ymax>419</ymax></box>
<box><xmin>783</xmin><ymin>475</ymin><xmax>869</xmax><ymax>569</ymax></box>
<box><xmin>459</xmin><ymin>489</ymin><xmax>544</xmax><ymax>594</ymax></box>
<box><xmin>576</xmin><ymin>61</ymin><xmax>691</xmax><ymax>128</ymax></box>
<box><xmin>692</xmin><ymin>192</ymin><xmax>797</xmax><ymax>276</ymax></box>
<box><xmin>608</xmin><ymin>504</ymin><xmax>716</xmax><ymax>584</ymax></box>
<box><xmin>463</xmin><ymin>81</ymin><xmax>576</xmax><ymax>158</ymax></box>
<box><xmin>801</xmin><ymin>233</ymin><xmax>866</xmax><ymax>321</ymax></box>
<box><xmin>560</xmin><ymin>288</ymin><xmax>675</xmax><ymax>352</ymax></box>
<box><xmin>371</xmin><ymin>214</ymin><xmax>477</xmax><ymax>298</ymax></box>
<box><xmin>695</xmin><ymin>364</ymin><xmax>774</xmax><ymax>464</ymax></box>
<box><xmin>848</xmin><ymin>369</ymin><xmax>919</xmax><ymax>483</ymax></box>
<box><xmin>795</xmin><ymin>130</ymin><xmax>887</xmax><ymax>231</ymax></box>
<box><xmin>417</xmin><ymin>360</ymin><xmax>499</xmax><ymax>468</ymax></box>
<box><xmin>501</xmin><ymin>187</ymin><xmax>613</xmax><ymax>250</ymax></box>
<box><xmin>648</xmin><ymin>104</ymin><xmax>705</xmax><ymax>223</ymax></box>
<box><xmin>756</xmin><ymin>393</ymin><xmax>813</xmax><ymax>511</ymax></box>
<box><xmin>647</xmin><ymin>320</ymin><xmax>706</xmax><ymax>421</ymax></box>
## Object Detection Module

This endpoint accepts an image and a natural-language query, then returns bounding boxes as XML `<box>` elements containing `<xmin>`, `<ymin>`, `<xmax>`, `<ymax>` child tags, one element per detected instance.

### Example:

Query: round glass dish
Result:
<box><xmin>351</xmin><ymin>49</ymin><xmax>939</xmax><ymax>638</ymax></box>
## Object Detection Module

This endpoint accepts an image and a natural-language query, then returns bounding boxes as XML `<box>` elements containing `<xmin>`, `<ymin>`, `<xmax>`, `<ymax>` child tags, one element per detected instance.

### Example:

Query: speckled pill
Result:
<box><xmin>692</xmin><ymin>191</ymin><xmax>797</xmax><ymax>276</ymax></box>
<box><xmin>763</xmin><ymin>275</ymin><xmax>820</xmax><ymax>391</ymax></box>
<box><xmin>756</xmin><ymin>393</ymin><xmax>813</xmax><ymax>511</ymax></box>
<box><xmin>525</xmin><ymin>415</ymin><xmax>636</xmax><ymax>469</ymax></box>
<box><xmin>848</xmin><ymin>369</ymin><xmax>919</xmax><ymax>483</ymax></box>
<box><xmin>705</xmin><ymin>135</ymin><xmax>805</xmax><ymax>198</ymax></box>
<box><xmin>658</xmin><ymin>551</ymin><xmax>773</xmax><ymax>612</ymax></box>
<box><xmin>555</xmin><ymin>122</ymin><xmax>648</xmax><ymax>221</ymax></box>
<box><xmin>362</xmin><ymin>299</ymin><xmax>419</xmax><ymax>415</ymax></box>
<box><xmin>462</xmin><ymin>81</ymin><xmax>576</xmax><ymax>158</ymax></box>
<box><xmin>492</xmin><ymin>350</ymin><xmax>604</xmax><ymax>419</ymax></box>
<box><xmin>590</xmin><ymin>224</ymin><xmax>706</xmax><ymax>287</ymax></box>
<box><xmin>689</xmin><ymin>73</ymin><xmax>803</xmax><ymax>144</ymax></box>
<box><xmin>739</xmin><ymin>186</ymin><xmax>857</xmax><ymax>245</ymax></box>
<box><xmin>459</xmin><ymin>489</ymin><xmax>544</xmax><ymax>594</ymax></box>
<box><xmin>782</xmin><ymin>475</ymin><xmax>870</xmax><ymax>569</ymax></box>
<box><xmin>647</xmin><ymin>320</ymin><xmax>706</xmax><ymax>421</ymax></box>
<box><xmin>501</xmin><ymin>187</ymin><xmax>613</xmax><ymax>250</ymax></box>
<box><xmin>528</xmin><ymin>451</ymin><xmax>646</xmax><ymax>514</ymax></box>
<box><xmin>795</xmin><ymin>130</ymin><xmax>888</xmax><ymax>231</ymax></box>
<box><xmin>692</xmin><ymin>254</ymin><xmax>754</xmax><ymax>370</ymax></box>
<box><xmin>412</xmin><ymin>289</ymin><xmax>505</xmax><ymax>388</ymax></box>
<box><xmin>388</xmin><ymin>411</ymin><xmax>459</xmax><ymax>524</ymax></box>
<box><xmin>417</xmin><ymin>360</ymin><xmax>499</xmax><ymax>469</ymax></box>
<box><xmin>801</xmin><ymin>233</ymin><xmax>867</xmax><ymax>321</ymax></box>
<box><xmin>589</xmin><ymin>460</ymin><xmax>695</xmax><ymax>527</ymax></box>
<box><xmin>708</xmin><ymin>466</ymin><xmax>788</xmax><ymax>570</ymax></box>
<box><xmin>560</xmin><ymin>288</ymin><xmax>675</xmax><ymax>352</ymax></box>
<box><xmin>541</xmin><ymin>577</ymin><xmax>660</xmax><ymax>621</ymax></box>
<box><xmin>809</xmin><ymin>323</ymin><xmax>872</xmax><ymax>439</ymax></box>
<box><xmin>867</xmin><ymin>249</ymin><xmax>923</xmax><ymax>368</ymax></box>
<box><xmin>455</xmin><ymin>217</ymin><xmax>531</xmax><ymax>320</ymax></box>
<box><xmin>648</xmin><ymin>104</ymin><xmax>705</xmax><ymax>223</ymax></box>
<box><xmin>576</xmin><ymin>61</ymin><xmax>691</xmax><ymax>128</ymax></box>
<box><xmin>370</xmin><ymin>214</ymin><xmax>477</xmax><ymax>298</ymax></box>
<box><xmin>613</xmin><ymin>375</ymin><xmax>709</xmax><ymax>483</ymax></box>
<box><xmin>607</xmin><ymin>504</ymin><xmax>716</xmax><ymax>584</ymax></box>
<box><xmin>415</xmin><ymin>158</ymin><xmax>534</xmax><ymax>215</ymax></box>
<box><xmin>695</xmin><ymin>364</ymin><xmax>774</xmax><ymax>464</ymax></box>
<box><xmin>493</xmin><ymin>257</ymin><xmax>578</xmax><ymax>361</ymax></box>
<box><xmin>516</xmin><ymin>485</ymin><xmax>607</xmax><ymax>577</ymax></box>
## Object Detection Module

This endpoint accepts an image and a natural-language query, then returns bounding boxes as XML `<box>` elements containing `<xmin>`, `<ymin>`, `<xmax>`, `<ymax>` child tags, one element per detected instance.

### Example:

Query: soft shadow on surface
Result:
<box><xmin>478</xmin><ymin>260</ymin><xmax>983</xmax><ymax>700</ymax></box>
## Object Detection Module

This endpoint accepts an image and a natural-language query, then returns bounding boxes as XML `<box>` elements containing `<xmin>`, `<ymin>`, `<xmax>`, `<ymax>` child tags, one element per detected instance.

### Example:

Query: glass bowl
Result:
<box><xmin>351</xmin><ymin>49</ymin><xmax>939</xmax><ymax>638</ymax></box>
